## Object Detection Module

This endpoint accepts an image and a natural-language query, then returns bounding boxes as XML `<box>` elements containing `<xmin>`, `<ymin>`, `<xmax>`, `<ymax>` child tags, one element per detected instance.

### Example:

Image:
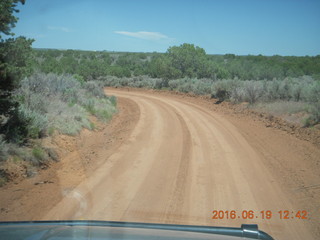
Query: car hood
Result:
<box><xmin>0</xmin><ymin>221</ymin><xmax>274</xmax><ymax>240</ymax></box>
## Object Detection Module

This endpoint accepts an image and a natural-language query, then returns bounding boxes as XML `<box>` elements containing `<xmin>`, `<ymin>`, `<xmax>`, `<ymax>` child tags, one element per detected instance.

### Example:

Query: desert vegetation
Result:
<box><xmin>98</xmin><ymin>75</ymin><xmax>319</xmax><ymax>126</ymax></box>
<box><xmin>31</xmin><ymin>43</ymin><xmax>320</xmax><ymax>122</ymax></box>
<box><xmin>0</xmin><ymin>72</ymin><xmax>117</xmax><ymax>185</ymax></box>
<box><xmin>33</xmin><ymin>45</ymin><xmax>320</xmax><ymax>82</ymax></box>
<box><xmin>32</xmin><ymin>44</ymin><xmax>320</xmax><ymax>126</ymax></box>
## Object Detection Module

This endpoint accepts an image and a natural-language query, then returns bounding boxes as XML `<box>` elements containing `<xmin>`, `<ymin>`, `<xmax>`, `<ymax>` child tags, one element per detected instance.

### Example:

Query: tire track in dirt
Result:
<box><xmin>102</xmin><ymin>90</ymin><xmax>315</xmax><ymax>240</ymax></box>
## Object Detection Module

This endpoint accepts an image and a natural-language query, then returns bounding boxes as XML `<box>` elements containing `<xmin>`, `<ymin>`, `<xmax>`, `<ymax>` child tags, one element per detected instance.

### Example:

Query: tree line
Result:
<box><xmin>33</xmin><ymin>45</ymin><xmax>320</xmax><ymax>82</ymax></box>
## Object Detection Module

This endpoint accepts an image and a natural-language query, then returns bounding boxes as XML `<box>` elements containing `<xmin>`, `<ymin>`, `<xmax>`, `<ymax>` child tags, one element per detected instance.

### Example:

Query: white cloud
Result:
<box><xmin>115</xmin><ymin>31</ymin><xmax>169</xmax><ymax>40</ymax></box>
<box><xmin>47</xmin><ymin>26</ymin><xmax>72</xmax><ymax>33</ymax></box>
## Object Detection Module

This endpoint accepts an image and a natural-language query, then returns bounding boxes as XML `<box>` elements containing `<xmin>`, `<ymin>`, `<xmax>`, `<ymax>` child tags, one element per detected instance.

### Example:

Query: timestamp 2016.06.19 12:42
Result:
<box><xmin>212</xmin><ymin>210</ymin><xmax>308</xmax><ymax>220</ymax></box>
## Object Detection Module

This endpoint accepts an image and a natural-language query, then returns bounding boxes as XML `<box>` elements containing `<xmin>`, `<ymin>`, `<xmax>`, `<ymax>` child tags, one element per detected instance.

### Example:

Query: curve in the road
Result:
<box><xmin>43</xmin><ymin>90</ymin><xmax>314</xmax><ymax>240</ymax></box>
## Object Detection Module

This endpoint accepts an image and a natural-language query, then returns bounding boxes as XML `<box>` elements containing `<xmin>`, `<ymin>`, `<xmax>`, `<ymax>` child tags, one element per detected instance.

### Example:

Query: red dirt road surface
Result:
<box><xmin>1</xmin><ymin>88</ymin><xmax>319</xmax><ymax>240</ymax></box>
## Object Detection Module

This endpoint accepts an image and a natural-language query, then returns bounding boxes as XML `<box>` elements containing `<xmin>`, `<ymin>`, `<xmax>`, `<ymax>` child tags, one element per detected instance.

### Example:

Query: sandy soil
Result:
<box><xmin>1</xmin><ymin>88</ymin><xmax>319</xmax><ymax>240</ymax></box>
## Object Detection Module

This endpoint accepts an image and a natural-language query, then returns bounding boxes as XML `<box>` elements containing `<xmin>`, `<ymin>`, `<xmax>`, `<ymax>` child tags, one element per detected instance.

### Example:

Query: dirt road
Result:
<box><xmin>1</xmin><ymin>89</ymin><xmax>319</xmax><ymax>240</ymax></box>
<box><xmin>40</xmin><ymin>89</ymin><xmax>318</xmax><ymax>240</ymax></box>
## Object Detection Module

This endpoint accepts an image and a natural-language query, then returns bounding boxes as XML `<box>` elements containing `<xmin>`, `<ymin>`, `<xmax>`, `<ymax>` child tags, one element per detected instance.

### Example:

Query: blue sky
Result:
<box><xmin>12</xmin><ymin>0</ymin><xmax>320</xmax><ymax>56</ymax></box>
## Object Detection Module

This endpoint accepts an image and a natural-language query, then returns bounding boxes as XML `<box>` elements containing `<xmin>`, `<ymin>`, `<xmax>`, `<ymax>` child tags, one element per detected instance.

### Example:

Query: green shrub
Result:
<box><xmin>12</xmin><ymin>156</ymin><xmax>23</xmax><ymax>163</ymax></box>
<box><xmin>84</xmin><ymin>81</ymin><xmax>105</xmax><ymax>98</ymax></box>
<box><xmin>242</xmin><ymin>81</ymin><xmax>264</xmax><ymax>104</ymax></box>
<box><xmin>307</xmin><ymin>102</ymin><xmax>320</xmax><ymax>125</ymax></box>
<box><xmin>7</xmin><ymin>144</ymin><xmax>27</xmax><ymax>159</ymax></box>
<box><xmin>0</xmin><ymin>176</ymin><xmax>7</xmax><ymax>187</ymax></box>
<box><xmin>177</xmin><ymin>81</ymin><xmax>194</xmax><ymax>93</ymax></box>
<box><xmin>49</xmin><ymin>103</ymin><xmax>91</xmax><ymax>135</ymax></box>
<box><xmin>153</xmin><ymin>79</ymin><xmax>164</xmax><ymax>89</ymax></box>
<box><xmin>302</xmin><ymin>117</ymin><xmax>313</xmax><ymax>128</ymax></box>
<box><xmin>32</xmin><ymin>146</ymin><xmax>48</xmax><ymax>163</ymax></box>
<box><xmin>230</xmin><ymin>87</ymin><xmax>245</xmax><ymax>103</ymax></box>
<box><xmin>45</xmin><ymin>147</ymin><xmax>59</xmax><ymax>162</ymax></box>
<box><xmin>109</xmin><ymin>96</ymin><xmax>117</xmax><ymax>107</ymax></box>
<box><xmin>48</xmin><ymin>127</ymin><xmax>55</xmax><ymax>136</ymax></box>
<box><xmin>2</xmin><ymin>105</ymin><xmax>48</xmax><ymax>143</ymax></box>
<box><xmin>191</xmin><ymin>80</ymin><xmax>212</xmax><ymax>95</ymax></box>
<box><xmin>0</xmin><ymin>136</ymin><xmax>9</xmax><ymax>161</ymax></box>
<box><xmin>73</xmin><ymin>74</ymin><xmax>85</xmax><ymax>86</ymax></box>
<box><xmin>12</xmin><ymin>73</ymin><xmax>117</xmax><ymax>137</ymax></box>
<box><xmin>18</xmin><ymin>105</ymin><xmax>48</xmax><ymax>138</ymax></box>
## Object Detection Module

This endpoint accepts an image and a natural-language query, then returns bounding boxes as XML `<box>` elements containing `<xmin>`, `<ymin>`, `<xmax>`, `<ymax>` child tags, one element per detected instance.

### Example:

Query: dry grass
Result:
<box><xmin>250</xmin><ymin>101</ymin><xmax>311</xmax><ymax>125</ymax></box>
